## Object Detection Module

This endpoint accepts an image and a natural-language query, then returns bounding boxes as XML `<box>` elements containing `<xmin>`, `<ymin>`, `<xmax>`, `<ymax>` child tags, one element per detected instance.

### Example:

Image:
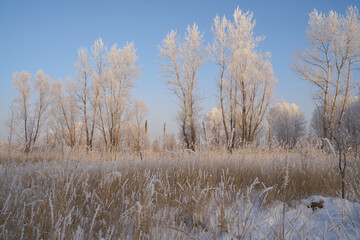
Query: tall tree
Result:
<box><xmin>159</xmin><ymin>23</ymin><xmax>206</xmax><ymax>151</ymax></box>
<box><xmin>127</xmin><ymin>100</ymin><xmax>149</xmax><ymax>159</ymax></box>
<box><xmin>100</xmin><ymin>42</ymin><xmax>140</xmax><ymax>150</ymax></box>
<box><xmin>292</xmin><ymin>6</ymin><xmax>360</xmax><ymax>138</ymax></box>
<box><xmin>75</xmin><ymin>46</ymin><xmax>95</xmax><ymax>151</ymax></box>
<box><xmin>211</xmin><ymin>7</ymin><xmax>276</xmax><ymax>151</ymax></box>
<box><xmin>91</xmin><ymin>38</ymin><xmax>107</xmax><ymax>147</ymax></box>
<box><xmin>51</xmin><ymin>78</ymin><xmax>81</xmax><ymax>147</ymax></box>
<box><xmin>11</xmin><ymin>70</ymin><xmax>51</xmax><ymax>152</ymax></box>
<box><xmin>294</xmin><ymin>6</ymin><xmax>360</xmax><ymax>199</ymax></box>
<box><xmin>12</xmin><ymin>71</ymin><xmax>31</xmax><ymax>152</ymax></box>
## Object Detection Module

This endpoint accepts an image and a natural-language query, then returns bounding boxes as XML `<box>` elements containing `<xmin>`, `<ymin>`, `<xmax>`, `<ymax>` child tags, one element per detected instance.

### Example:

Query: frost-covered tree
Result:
<box><xmin>127</xmin><ymin>100</ymin><xmax>149</xmax><ymax>159</ymax></box>
<box><xmin>51</xmin><ymin>78</ymin><xmax>82</xmax><ymax>147</ymax></box>
<box><xmin>310</xmin><ymin>106</ymin><xmax>324</xmax><ymax>139</ymax></box>
<box><xmin>8</xmin><ymin>38</ymin><xmax>142</xmax><ymax>152</ymax></box>
<box><xmin>310</xmin><ymin>96</ymin><xmax>360</xmax><ymax>139</ymax></box>
<box><xmin>99</xmin><ymin>42</ymin><xmax>140</xmax><ymax>150</ymax></box>
<box><xmin>75</xmin><ymin>46</ymin><xmax>96</xmax><ymax>151</ymax></box>
<box><xmin>312</xmin><ymin>95</ymin><xmax>360</xmax><ymax>157</ymax></box>
<box><xmin>6</xmin><ymin>102</ymin><xmax>15</xmax><ymax>159</ymax></box>
<box><xmin>91</xmin><ymin>38</ymin><xmax>106</xmax><ymax>149</ymax></box>
<box><xmin>203</xmin><ymin>108</ymin><xmax>224</xmax><ymax>149</ymax></box>
<box><xmin>268</xmin><ymin>102</ymin><xmax>306</xmax><ymax>148</ymax></box>
<box><xmin>159</xmin><ymin>23</ymin><xmax>206</xmax><ymax>151</ymax></box>
<box><xmin>292</xmin><ymin>7</ymin><xmax>360</xmax><ymax>199</ymax></box>
<box><xmin>11</xmin><ymin>71</ymin><xmax>31</xmax><ymax>151</ymax></box>
<box><xmin>343</xmin><ymin>98</ymin><xmax>360</xmax><ymax>157</ymax></box>
<box><xmin>211</xmin><ymin>7</ymin><xmax>276</xmax><ymax>151</ymax></box>
<box><xmin>293</xmin><ymin>6</ymin><xmax>360</xmax><ymax>139</ymax></box>
<box><xmin>11</xmin><ymin>70</ymin><xmax>52</xmax><ymax>152</ymax></box>
<box><xmin>311</xmin><ymin>96</ymin><xmax>359</xmax><ymax>199</ymax></box>
<box><xmin>73</xmin><ymin>38</ymin><xmax>140</xmax><ymax>151</ymax></box>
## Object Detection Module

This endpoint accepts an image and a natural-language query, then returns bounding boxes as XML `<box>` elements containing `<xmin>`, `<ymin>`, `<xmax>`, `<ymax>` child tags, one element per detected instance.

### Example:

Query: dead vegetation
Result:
<box><xmin>0</xmin><ymin>145</ymin><xmax>360</xmax><ymax>239</ymax></box>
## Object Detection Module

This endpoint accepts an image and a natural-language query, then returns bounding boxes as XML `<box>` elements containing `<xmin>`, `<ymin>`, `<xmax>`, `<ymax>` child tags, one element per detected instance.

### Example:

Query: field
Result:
<box><xmin>1</xmin><ymin>145</ymin><xmax>360</xmax><ymax>240</ymax></box>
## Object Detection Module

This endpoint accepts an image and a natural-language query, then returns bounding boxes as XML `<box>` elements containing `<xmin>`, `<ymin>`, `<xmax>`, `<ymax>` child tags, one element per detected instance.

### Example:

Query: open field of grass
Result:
<box><xmin>1</xmin><ymin>146</ymin><xmax>360</xmax><ymax>239</ymax></box>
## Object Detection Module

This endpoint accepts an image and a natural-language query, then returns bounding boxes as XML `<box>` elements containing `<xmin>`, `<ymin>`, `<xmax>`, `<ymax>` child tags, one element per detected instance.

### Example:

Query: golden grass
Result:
<box><xmin>0</xmin><ymin>145</ymin><xmax>359</xmax><ymax>239</ymax></box>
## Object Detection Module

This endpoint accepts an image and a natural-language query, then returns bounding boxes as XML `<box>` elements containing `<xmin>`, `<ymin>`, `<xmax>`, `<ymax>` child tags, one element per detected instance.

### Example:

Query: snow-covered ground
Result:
<box><xmin>218</xmin><ymin>195</ymin><xmax>360</xmax><ymax>240</ymax></box>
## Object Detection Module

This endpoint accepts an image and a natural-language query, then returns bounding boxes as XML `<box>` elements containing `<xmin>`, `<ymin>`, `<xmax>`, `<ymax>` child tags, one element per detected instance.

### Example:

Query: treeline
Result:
<box><xmin>7</xmin><ymin>6</ymin><xmax>360</xmax><ymax>158</ymax></box>
<box><xmin>8</xmin><ymin>39</ymin><xmax>148</xmax><ymax>156</ymax></box>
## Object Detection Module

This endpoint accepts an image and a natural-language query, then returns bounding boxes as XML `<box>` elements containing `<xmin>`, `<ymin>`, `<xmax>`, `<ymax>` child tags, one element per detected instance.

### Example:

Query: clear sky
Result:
<box><xmin>0</xmin><ymin>0</ymin><xmax>359</xmax><ymax>141</ymax></box>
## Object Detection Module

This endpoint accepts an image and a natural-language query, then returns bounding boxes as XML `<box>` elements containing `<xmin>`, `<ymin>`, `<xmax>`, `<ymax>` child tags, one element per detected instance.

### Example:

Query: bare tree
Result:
<box><xmin>292</xmin><ymin>6</ymin><xmax>360</xmax><ymax>139</ymax></box>
<box><xmin>159</xmin><ymin>23</ymin><xmax>206</xmax><ymax>151</ymax></box>
<box><xmin>11</xmin><ymin>71</ymin><xmax>31</xmax><ymax>151</ymax></box>
<box><xmin>51</xmin><ymin>78</ymin><xmax>81</xmax><ymax>147</ymax></box>
<box><xmin>11</xmin><ymin>70</ymin><xmax>51</xmax><ymax>153</ymax></box>
<box><xmin>99</xmin><ymin>42</ymin><xmax>140</xmax><ymax>151</ymax></box>
<box><xmin>74</xmin><ymin>38</ymin><xmax>141</xmax><ymax>151</ymax></box>
<box><xmin>331</xmin><ymin>95</ymin><xmax>360</xmax><ymax>198</ymax></box>
<box><xmin>295</xmin><ymin>6</ymin><xmax>360</xmax><ymax>199</ymax></box>
<box><xmin>32</xmin><ymin>70</ymin><xmax>52</xmax><ymax>146</ymax></box>
<box><xmin>6</xmin><ymin>102</ymin><xmax>15</xmax><ymax>160</ymax></box>
<box><xmin>326</xmin><ymin>120</ymin><xmax>354</xmax><ymax>199</ymax></box>
<box><xmin>344</xmin><ymin>96</ymin><xmax>360</xmax><ymax>157</ymax></box>
<box><xmin>268</xmin><ymin>102</ymin><xmax>306</xmax><ymax>148</ymax></box>
<box><xmin>211</xmin><ymin>7</ymin><xmax>276</xmax><ymax>151</ymax></box>
<box><xmin>75</xmin><ymin>46</ymin><xmax>96</xmax><ymax>151</ymax></box>
<box><xmin>8</xmin><ymin>39</ymin><xmax>143</xmax><ymax>153</ymax></box>
<box><xmin>127</xmin><ymin>100</ymin><xmax>149</xmax><ymax>159</ymax></box>
<box><xmin>91</xmin><ymin>38</ymin><xmax>107</xmax><ymax>148</ymax></box>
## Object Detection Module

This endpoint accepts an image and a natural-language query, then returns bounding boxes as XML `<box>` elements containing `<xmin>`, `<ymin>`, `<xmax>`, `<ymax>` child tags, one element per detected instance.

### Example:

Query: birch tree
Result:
<box><xmin>159</xmin><ymin>23</ymin><xmax>206</xmax><ymax>151</ymax></box>
<box><xmin>211</xmin><ymin>7</ymin><xmax>276</xmax><ymax>151</ymax></box>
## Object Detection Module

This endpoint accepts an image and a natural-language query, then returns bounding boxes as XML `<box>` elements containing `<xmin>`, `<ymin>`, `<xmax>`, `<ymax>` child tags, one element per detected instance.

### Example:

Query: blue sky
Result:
<box><xmin>0</xmin><ymin>0</ymin><xmax>359</xmax><ymax>140</ymax></box>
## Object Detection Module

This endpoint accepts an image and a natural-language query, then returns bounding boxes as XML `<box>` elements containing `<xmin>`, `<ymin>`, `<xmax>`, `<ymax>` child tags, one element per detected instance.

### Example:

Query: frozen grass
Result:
<box><xmin>1</xmin><ymin>146</ymin><xmax>360</xmax><ymax>239</ymax></box>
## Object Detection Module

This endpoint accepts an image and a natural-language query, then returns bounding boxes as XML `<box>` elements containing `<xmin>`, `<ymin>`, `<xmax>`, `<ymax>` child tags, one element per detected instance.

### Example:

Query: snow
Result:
<box><xmin>294</xmin><ymin>196</ymin><xmax>360</xmax><ymax>239</ymax></box>
<box><xmin>218</xmin><ymin>195</ymin><xmax>360</xmax><ymax>239</ymax></box>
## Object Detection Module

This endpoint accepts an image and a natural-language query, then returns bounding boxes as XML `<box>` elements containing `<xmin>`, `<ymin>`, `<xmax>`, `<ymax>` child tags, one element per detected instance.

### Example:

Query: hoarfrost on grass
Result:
<box><xmin>1</xmin><ymin>151</ymin><xmax>360</xmax><ymax>239</ymax></box>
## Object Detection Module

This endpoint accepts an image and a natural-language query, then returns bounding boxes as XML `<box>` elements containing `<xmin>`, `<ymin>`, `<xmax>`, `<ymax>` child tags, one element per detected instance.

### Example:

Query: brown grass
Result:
<box><xmin>0</xmin><ymin>145</ymin><xmax>359</xmax><ymax>239</ymax></box>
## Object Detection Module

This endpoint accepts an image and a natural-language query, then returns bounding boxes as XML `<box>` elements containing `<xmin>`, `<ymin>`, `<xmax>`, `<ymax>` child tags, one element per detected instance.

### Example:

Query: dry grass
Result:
<box><xmin>1</xmin><ymin>145</ymin><xmax>360</xmax><ymax>239</ymax></box>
